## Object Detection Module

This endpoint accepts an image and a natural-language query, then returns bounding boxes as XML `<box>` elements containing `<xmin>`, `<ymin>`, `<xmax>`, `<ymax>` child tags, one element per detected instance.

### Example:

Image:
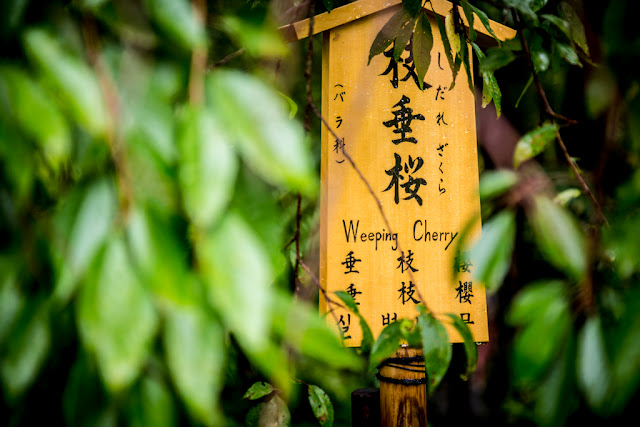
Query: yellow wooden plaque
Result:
<box><xmin>320</xmin><ymin>5</ymin><xmax>489</xmax><ymax>345</ymax></box>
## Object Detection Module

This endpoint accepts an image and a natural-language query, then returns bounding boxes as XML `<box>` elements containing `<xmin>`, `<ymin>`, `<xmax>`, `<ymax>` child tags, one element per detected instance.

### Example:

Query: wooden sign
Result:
<box><xmin>283</xmin><ymin>0</ymin><xmax>515</xmax><ymax>346</ymax></box>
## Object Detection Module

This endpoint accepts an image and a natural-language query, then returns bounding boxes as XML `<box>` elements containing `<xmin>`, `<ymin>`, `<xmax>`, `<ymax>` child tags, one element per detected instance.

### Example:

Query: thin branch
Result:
<box><xmin>81</xmin><ymin>16</ymin><xmax>133</xmax><ymax>218</ymax></box>
<box><xmin>514</xmin><ymin>10</ymin><xmax>608</xmax><ymax>227</ymax></box>
<box><xmin>516</xmin><ymin>13</ymin><xmax>577</xmax><ymax>125</ymax></box>
<box><xmin>309</xmin><ymin>102</ymin><xmax>430</xmax><ymax>312</ymax></box>
<box><xmin>210</xmin><ymin>48</ymin><xmax>246</xmax><ymax>70</ymax></box>
<box><xmin>554</xmin><ymin>128</ymin><xmax>609</xmax><ymax>226</ymax></box>
<box><xmin>295</xmin><ymin>2</ymin><xmax>316</xmax><ymax>297</ymax></box>
<box><xmin>298</xmin><ymin>257</ymin><xmax>344</xmax><ymax>327</ymax></box>
<box><xmin>189</xmin><ymin>0</ymin><xmax>207</xmax><ymax>105</ymax></box>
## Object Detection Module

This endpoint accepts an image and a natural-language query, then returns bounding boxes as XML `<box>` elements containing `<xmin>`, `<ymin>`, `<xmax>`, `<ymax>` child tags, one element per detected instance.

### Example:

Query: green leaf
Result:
<box><xmin>244</xmin><ymin>382</ymin><xmax>276</xmax><ymax>400</ymax></box>
<box><xmin>0</xmin><ymin>300</ymin><xmax>50</xmax><ymax>399</ymax></box>
<box><xmin>77</xmin><ymin>235</ymin><xmax>158</xmax><ymax>393</ymax></box>
<box><xmin>402</xmin><ymin>0</ymin><xmax>422</xmax><ymax>17</ymax></box>
<box><xmin>197</xmin><ymin>213</ymin><xmax>272</xmax><ymax>352</ymax></box>
<box><xmin>507</xmin><ymin>279</ymin><xmax>566</xmax><ymax>326</ymax></box>
<box><xmin>322</xmin><ymin>0</ymin><xmax>334</xmax><ymax>12</ymax></box>
<box><xmin>445</xmin><ymin>313</ymin><xmax>477</xmax><ymax>380</ymax></box>
<box><xmin>393</xmin><ymin>15</ymin><xmax>418</xmax><ymax>62</ymax></box>
<box><xmin>334</xmin><ymin>291</ymin><xmax>374</xmax><ymax>353</ymax></box>
<box><xmin>128</xmin><ymin>376</ymin><xmax>177</xmax><ymax>427</ymax></box>
<box><xmin>470</xmin><ymin>210</ymin><xmax>516</xmax><ymax>291</ymax></box>
<box><xmin>177</xmin><ymin>106</ymin><xmax>238</xmax><ymax>229</ymax></box>
<box><xmin>207</xmin><ymin>70</ymin><xmax>316</xmax><ymax>196</ymax></box>
<box><xmin>143</xmin><ymin>0</ymin><xmax>206</xmax><ymax>50</ymax></box>
<box><xmin>221</xmin><ymin>15</ymin><xmax>288</xmax><ymax>59</ymax></box>
<box><xmin>553</xmin><ymin>188</ymin><xmax>581</xmax><ymax>206</ymax></box>
<box><xmin>559</xmin><ymin>1</ymin><xmax>590</xmax><ymax>57</ymax></box>
<box><xmin>53</xmin><ymin>178</ymin><xmax>117</xmax><ymax>305</ymax></box>
<box><xmin>418</xmin><ymin>308</ymin><xmax>452</xmax><ymax>394</ymax></box>
<box><xmin>413</xmin><ymin>12</ymin><xmax>433</xmax><ymax>91</ymax></box>
<box><xmin>460</xmin><ymin>1</ymin><xmax>476</xmax><ymax>42</ymax></box>
<box><xmin>246</xmin><ymin>395</ymin><xmax>291</xmax><ymax>427</ymax></box>
<box><xmin>0</xmin><ymin>259</ymin><xmax>24</xmax><ymax>347</ymax></box>
<box><xmin>468</xmin><ymin>4</ymin><xmax>501</xmax><ymax>43</ymax></box>
<box><xmin>478</xmin><ymin>170</ymin><xmax>518</xmax><ymax>201</ymax></box>
<box><xmin>577</xmin><ymin>315</ymin><xmax>611</xmax><ymax>411</ymax></box>
<box><xmin>534</xmin><ymin>332</ymin><xmax>577</xmax><ymax>427</ymax></box>
<box><xmin>445</xmin><ymin>12</ymin><xmax>461</xmax><ymax>60</ymax></box>
<box><xmin>472</xmin><ymin>43</ymin><xmax>502</xmax><ymax>117</ymax></box>
<box><xmin>508</xmin><ymin>280</ymin><xmax>572</xmax><ymax>386</ymax></box>
<box><xmin>22</xmin><ymin>28</ymin><xmax>107</xmax><ymax>137</ymax></box>
<box><xmin>368</xmin><ymin>7</ymin><xmax>413</xmax><ymax>64</ymax></box>
<box><xmin>126</xmin><ymin>207</ymin><xmax>193</xmax><ymax>307</ymax></box>
<box><xmin>479</xmin><ymin>46</ymin><xmax>517</xmax><ymax>73</ymax></box>
<box><xmin>503</xmin><ymin>0</ymin><xmax>538</xmax><ymax>22</ymax></box>
<box><xmin>164</xmin><ymin>304</ymin><xmax>225</xmax><ymax>426</ymax></box>
<box><xmin>369</xmin><ymin>321</ymin><xmax>403</xmax><ymax>373</ymax></box>
<box><xmin>308</xmin><ymin>384</ymin><xmax>334</xmax><ymax>426</ymax></box>
<box><xmin>273</xmin><ymin>292</ymin><xmax>363</xmax><ymax>372</ymax></box>
<box><xmin>528</xmin><ymin>195</ymin><xmax>588</xmax><ymax>281</ymax></box>
<box><xmin>0</xmin><ymin>66</ymin><xmax>70</xmax><ymax>170</ymax></box>
<box><xmin>513</xmin><ymin>123</ymin><xmax>559</xmax><ymax>169</ymax></box>
<box><xmin>541</xmin><ymin>14</ymin><xmax>571</xmax><ymax>39</ymax></box>
<box><xmin>432</xmin><ymin>10</ymin><xmax>460</xmax><ymax>89</ymax></box>
<box><xmin>555</xmin><ymin>41</ymin><xmax>582</xmax><ymax>67</ymax></box>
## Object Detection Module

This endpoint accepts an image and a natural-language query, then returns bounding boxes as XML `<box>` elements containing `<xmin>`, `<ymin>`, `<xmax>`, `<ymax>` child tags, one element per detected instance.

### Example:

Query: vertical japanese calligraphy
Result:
<box><xmin>320</xmin><ymin>5</ymin><xmax>488</xmax><ymax>346</ymax></box>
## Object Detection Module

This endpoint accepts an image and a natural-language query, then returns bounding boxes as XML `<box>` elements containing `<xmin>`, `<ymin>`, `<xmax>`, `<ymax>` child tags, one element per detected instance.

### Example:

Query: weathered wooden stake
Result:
<box><xmin>379</xmin><ymin>347</ymin><xmax>427</xmax><ymax>427</ymax></box>
<box><xmin>351</xmin><ymin>388</ymin><xmax>381</xmax><ymax>427</ymax></box>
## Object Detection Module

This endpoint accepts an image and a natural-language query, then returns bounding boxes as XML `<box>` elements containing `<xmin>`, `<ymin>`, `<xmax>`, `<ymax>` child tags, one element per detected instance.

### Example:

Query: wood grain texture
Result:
<box><xmin>379</xmin><ymin>348</ymin><xmax>427</xmax><ymax>427</ymax></box>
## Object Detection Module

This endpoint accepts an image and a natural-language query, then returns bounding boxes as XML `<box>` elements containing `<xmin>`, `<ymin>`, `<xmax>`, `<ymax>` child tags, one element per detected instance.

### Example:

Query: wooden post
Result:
<box><xmin>351</xmin><ymin>388</ymin><xmax>381</xmax><ymax>427</ymax></box>
<box><xmin>379</xmin><ymin>347</ymin><xmax>427</xmax><ymax>427</ymax></box>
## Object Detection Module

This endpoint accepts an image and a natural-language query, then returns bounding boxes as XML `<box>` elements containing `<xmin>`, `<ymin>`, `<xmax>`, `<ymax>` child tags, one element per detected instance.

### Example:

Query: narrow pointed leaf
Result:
<box><xmin>418</xmin><ymin>308</ymin><xmax>452</xmax><ymax>394</ymax></box>
<box><xmin>461</xmin><ymin>1</ymin><xmax>476</xmax><ymax>41</ymax></box>
<box><xmin>308</xmin><ymin>384</ymin><xmax>334</xmax><ymax>426</ymax></box>
<box><xmin>445</xmin><ymin>12</ymin><xmax>461</xmax><ymax>59</ymax></box>
<box><xmin>369</xmin><ymin>7</ymin><xmax>413</xmax><ymax>64</ymax></box>
<box><xmin>77</xmin><ymin>236</ymin><xmax>158</xmax><ymax>393</ymax></box>
<box><xmin>22</xmin><ymin>28</ymin><xmax>107</xmax><ymax>137</ymax></box>
<box><xmin>177</xmin><ymin>106</ymin><xmax>238</xmax><ymax>229</ymax></box>
<box><xmin>559</xmin><ymin>1</ymin><xmax>590</xmax><ymax>57</ymax></box>
<box><xmin>0</xmin><ymin>66</ymin><xmax>70</xmax><ymax>170</ymax></box>
<box><xmin>244</xmin><ymin>382</ymin><xmax>275</xmax><ymax>400</ymax></box>
<box><xmin>143</xmin><ymin>0</ymin><xmax>206</xmax><ymax>50</ymax></box>
<box><xmin>0</xmin><ymin>301</ymin><xmax>50</xmax><ymax>398</ymax></box>
<box><xmin>207</xmin><ymin>70</ymin><xmax>316</xmax><ymax>195</ymax></box>
<box><xmin>529</xmin><ymin>195</ymin><xmax>588</xmax><ymax>281</ymax></box>
<box><xmin>446</xmin><ymin>313</ymin><xmax>477</xmax><ymax>380</ymax></box>
<box><xmin>470</xmin><ymin>210</ymin><xmax>516</xmax><ymax>291</ymax></box>
<box><xmin>334</xmin><ymin>290</ymin><xmax>374</xmax><ymax>353</ymax></box>
<box><xmin>413</xmin><ymin>12</ymin><xmax>433</xmax><ymax>91</ymax></box>
<box><xmin>469</xmin><ymin>4</ymin><xmax>500</xmax><ymax>43</ymax></box>
<box><xmin>513</xmin><ymin>123</ymin><xmax>559</xmax><ymax>169</ymax></box>
<box><xmin>393</xmin><ymin>15</ymin><xmax>418</xmax><ymax>62</ymax></box>
<box><xmin>165</xmin><ymin>305</ymin><xmax>225</xmax><ymax>426</ymax></box>
<box><xmin>577</xmin><ymin>315</ymin><xmax>611</xmax><ymax>411</ymax></box>
<box><xmin>369</xmin><ymin>321</ymin><xmax>403</xmax><ymax>373</ymax></box>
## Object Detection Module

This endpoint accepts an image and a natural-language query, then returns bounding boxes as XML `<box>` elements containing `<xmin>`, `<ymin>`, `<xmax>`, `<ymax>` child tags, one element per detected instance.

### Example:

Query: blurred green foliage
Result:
<box><xmin>1</xmin><ymin>0</ymin><xmax>640</xmax><ymax>426</ymax></box>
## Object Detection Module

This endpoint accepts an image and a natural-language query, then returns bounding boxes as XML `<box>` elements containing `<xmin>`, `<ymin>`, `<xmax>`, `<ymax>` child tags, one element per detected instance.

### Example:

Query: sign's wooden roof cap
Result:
<box><xmin>280</xmin><ymin>0</ymin><xmax>516</xmax><ymax>43</ymax></box>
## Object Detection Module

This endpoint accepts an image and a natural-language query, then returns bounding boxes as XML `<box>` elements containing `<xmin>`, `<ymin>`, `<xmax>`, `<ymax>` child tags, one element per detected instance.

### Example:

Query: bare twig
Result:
<box><xmin>309</xmin><ymin>102</ymin><xmax>430</xmax><ymax>312</ymax></box>
<box><xmin>189</xmin><ymin>0</ymin><xmax>208</xmax><ymax>105</ymax></box>
<box><xmin>298</xmin><ymin>257</ymin><xmax>344</xmax><ymax>326</ymax></box>
<box><xmin>81</xmin><ymin>16</ymin><xmax>133</xmax><ymax>218</ymax></box>
<box><xmin>210</xmin><ymin>48</ymin><xmax>246</xmax><ymax>70</ymax></box>
<box><xmin>554</xmin><ymin>128</ymin><xmax>609</xmax><ymax>227</ymax></box>
<box><xmin>514</xmin><ymin>10</ymin><xmax>608</xmax><ymax>227</ymax></box>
